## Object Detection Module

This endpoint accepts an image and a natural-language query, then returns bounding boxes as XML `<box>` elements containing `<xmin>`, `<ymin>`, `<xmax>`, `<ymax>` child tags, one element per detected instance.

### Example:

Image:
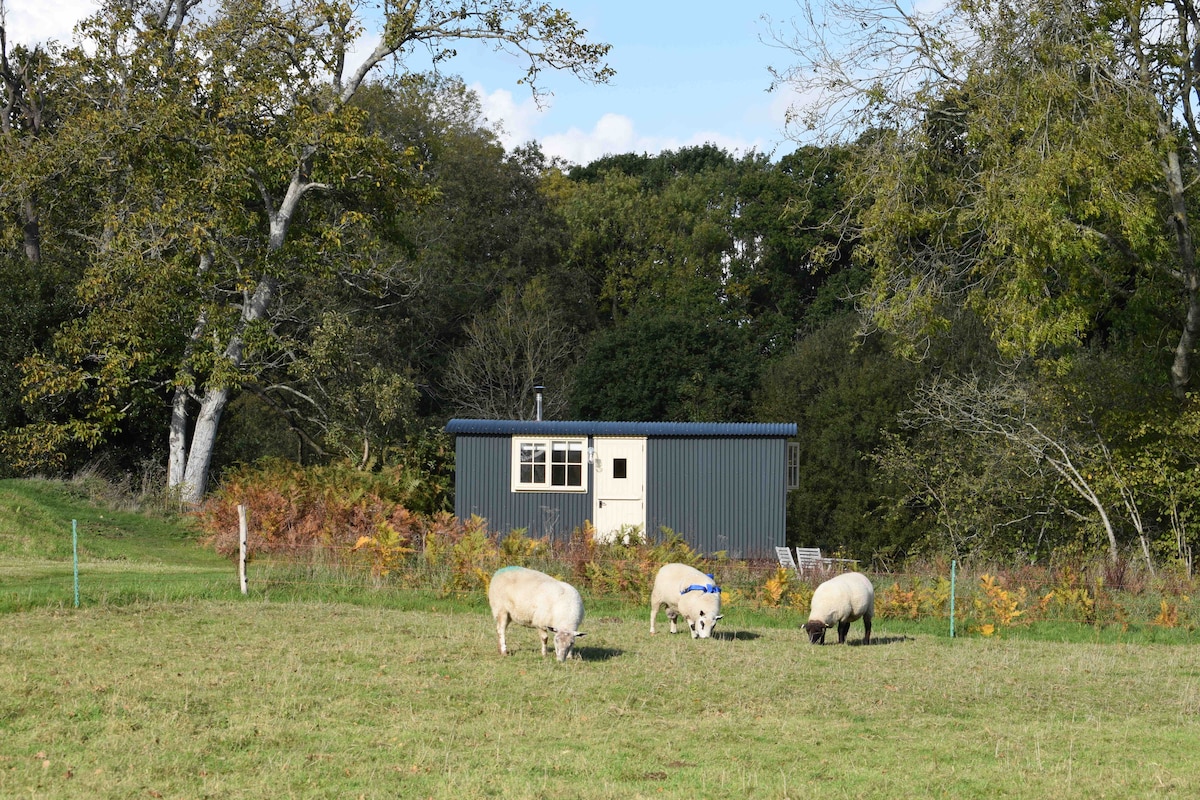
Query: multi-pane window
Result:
<box><xmin>519</xmin><ymin>442</ymin><xmax>547</xmax><ymax>485</ymax></box>
<box><xmin>512</xmin><ymin>438</ymin><xmax>587</xmax><ymax>492</ymax></box>
<box><xmin>551</xmin><ymin>440</ymin><xmax>584</xmax><ymax>487</ymax></box>
<box><xmin>786</xmin><ymin>441</ymin><xmax>800</xmax><ymax>491</ymax></box>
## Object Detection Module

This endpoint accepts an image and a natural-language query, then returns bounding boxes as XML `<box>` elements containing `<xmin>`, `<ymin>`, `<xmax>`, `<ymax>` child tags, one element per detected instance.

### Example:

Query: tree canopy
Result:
<box><xmin>0</xmin><ymin>0</ymin><xmax>611</xmax><ymax>503</ymax></box>
<box><xmin>6</xmin><ymin>0</ymin><xmax>1200</xmax><ymax>569</ymax></box>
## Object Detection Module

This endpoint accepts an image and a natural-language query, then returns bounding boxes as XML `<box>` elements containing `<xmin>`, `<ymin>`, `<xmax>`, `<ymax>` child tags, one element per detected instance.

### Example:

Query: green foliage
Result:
<box><xmin>444</xmin><ymin>277</ymin><xmax>583</xmax><ymax>419</ymax></box>
<box><xmin>289</xmin><ymin>311</ymin><xmax>421</xmax><ymax>468</ymax></box>
<box><xmin>388</xmin><ymin>427</ymin><xmax>455</xmax><ymax>516</ymax></box>
<box><xmin>571</xmin><ymin>309</ymin><xmax>760</xmax><ymax>421</ymax></box>
<box><xmin>757</xmin><ymin>313</ymin><xmax>926</xmax><ymax>559</ymax></box>
<box><xmin>0</xmin><ymin>1</ymin><xmax>612</xmax><ymax>502</ymax></box>
<box><xmin>560</xmin><ymin>145</ymin><xmax>845</xmax><ymax>338</ymax></box>
<box><xmin>852</xmin><ymin>35</ymin><xmax>1165</xmax><ymax>363</ymax></box>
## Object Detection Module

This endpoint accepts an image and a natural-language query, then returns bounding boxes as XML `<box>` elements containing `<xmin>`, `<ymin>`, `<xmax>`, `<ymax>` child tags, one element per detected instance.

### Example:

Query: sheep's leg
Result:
<box><xmin>495</xmin><ymin>612</ymin><xmax>510</xmax><ymax>656</ymax></box>
<box><xmin>837</xmin><ymin>620</ymin><xmax>850</xmax><ymax>644</ymax></box>
<box><xmin>667</xmin><ymin>608</ymin><xmax>679</xmax><ymax>634</ymax></box>
<box><xmin>539</xmin><ymin>628</ymin><xmax>550</xmax><ymax>657</ymax></box>
<box><xmin>863</xmin><ymin>616</ymin><xmax>872</xmax><ymax>645</ymax></box>
<box><xmin>650</xmin><ymin>601</ymin><xmax>660</xmax><ymax>634</ymax></box>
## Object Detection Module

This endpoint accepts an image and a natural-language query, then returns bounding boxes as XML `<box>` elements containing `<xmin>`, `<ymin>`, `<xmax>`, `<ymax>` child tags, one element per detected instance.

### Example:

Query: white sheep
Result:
<box><xmin>804</xmin><ymin>571</ymin><xmax>874</xmax><ymax>645</ymax></box>
<box><xmin>488</xmin><ymin>566</ymin><xmax>586</xmax><ymax>661</ymax></box>
<box><xmin>649</xmin><ymin>563</ymin><xmax>724</xmax><ymax>639</ymax></box>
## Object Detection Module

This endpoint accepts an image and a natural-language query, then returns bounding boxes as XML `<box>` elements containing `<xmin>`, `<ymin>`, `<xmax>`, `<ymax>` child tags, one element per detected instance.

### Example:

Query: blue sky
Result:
<box><xmin>9</xmin><ymin>1</ymin><xmax>807</xmax><ymax>165</ymax></box>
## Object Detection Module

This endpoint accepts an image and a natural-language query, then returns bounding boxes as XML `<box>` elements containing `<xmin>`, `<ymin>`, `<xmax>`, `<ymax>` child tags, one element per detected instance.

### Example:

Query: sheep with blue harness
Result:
<box><xmin>649</xmin><ymin>563</ymin><xmax>724</xmax><ymax>639</ymax></box>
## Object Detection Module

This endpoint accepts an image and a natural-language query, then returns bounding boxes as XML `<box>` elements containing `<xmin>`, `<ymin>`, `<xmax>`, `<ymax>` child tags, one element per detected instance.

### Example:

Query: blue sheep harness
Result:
<box><xmin>681</xmin><ymin>574</ymin><xmax>720</xmax><ymax>595</ymax></box>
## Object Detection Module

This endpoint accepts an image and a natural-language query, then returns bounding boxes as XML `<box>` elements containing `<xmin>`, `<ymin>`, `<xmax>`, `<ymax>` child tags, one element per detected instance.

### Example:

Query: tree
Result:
<box><xmin>0</xmin><ymin>17</ymin><xmax>48</xmax><ymax>266</ymax></box>
<box><xmin>770</xmin><ymin>0</ymin><xmax>1195</xmax><ymax>396</ymax></box>
<box><xmin>570</xmin><ymin>309</ymin><xmax>759</xmax><ymax>422</ymax></box>
<box><xmin>351</xmin><ymin>77</ymin><xmax>581</xmax><ymax>414</ymax></box>
<box><xmin>907</xmin><ymin>373</ymin><xmax>1127</xmax><ymax>563</ymax></box>
<box><xmin>0</xmin><ymin>23</ymin><xmax>97</xmax><ymax>473</ymax></box>
<box><xmin>756</xmin><ymin>312</ymin><xmax>925</xmax><ymax>560</ymax></box>
<box><xmin>4</xmin><ymin>0</ymin><xmax>612</xmax><ymax>502</ymax></box>
<box><xmin>443</xmin><ymin>278</ymin><xmax>582</xmax><ymax>420</ymax></box>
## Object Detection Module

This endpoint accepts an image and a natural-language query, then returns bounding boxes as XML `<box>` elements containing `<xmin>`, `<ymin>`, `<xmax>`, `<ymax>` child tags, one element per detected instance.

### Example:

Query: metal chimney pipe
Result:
<box><xmin>534</xmin><ymin>385</ymin><xmax>544</xmax><ymax>421</ymax></box>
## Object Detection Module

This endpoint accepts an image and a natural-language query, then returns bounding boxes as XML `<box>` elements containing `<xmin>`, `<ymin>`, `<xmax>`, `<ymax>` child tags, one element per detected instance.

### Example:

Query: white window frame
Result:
<box><xmin>511</xmin><ymin>437</ymin><xmax>588</xmax><ymax>493</ymax></box>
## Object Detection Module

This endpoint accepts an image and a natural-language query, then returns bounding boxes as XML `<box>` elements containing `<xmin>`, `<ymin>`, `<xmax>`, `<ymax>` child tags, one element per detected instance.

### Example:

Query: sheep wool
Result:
<box><xmin>650</xmin><ymin>563</ymin><xmax>724</xmax><ymax>639</ymax></box>
<box><xmin>804</xmin><ymin>571</ymin><xmax>874</xmax><ymax>645</ymax></box>
<box><xmin>488</xmin><ymin>566</ymin><xmax>586</xmax><ymax>661</ymax></box>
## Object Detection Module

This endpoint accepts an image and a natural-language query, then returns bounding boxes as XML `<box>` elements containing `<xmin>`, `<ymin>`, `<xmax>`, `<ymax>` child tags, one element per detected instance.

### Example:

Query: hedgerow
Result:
<box><xmin>193</xmin><ymin>461</ymin><xmax>1199</xmax><ymax>632</ymax></box>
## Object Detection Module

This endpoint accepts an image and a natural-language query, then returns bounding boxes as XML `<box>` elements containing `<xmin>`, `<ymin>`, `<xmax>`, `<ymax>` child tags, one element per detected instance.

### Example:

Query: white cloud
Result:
<box><xmin>473</xmin><ymin>88</ymin><xmax>702</xmax><ymax>165</ymax></box>
<box><xmin>448</xmin><ymin>80</ymin><xmax>779</xmax><ymax>165</ymax></box>
<box><xmin>4</xmin><ymin>0</ymin><xmax>97</xmax><ymax>45</ymax></box>
<box><xmin>471</xmin><ymin>84</ymin><xmax>542</xmax><ymax>150</ymax></box>
<box><xmin>538</xmin><ymin>114</ymin><xmax>774</xmax><ymax>166</ymax></box>
<box><xmin>540</xmin><ymin>113</ymin><xmax>642</xmax><ymax>165</ymax></box>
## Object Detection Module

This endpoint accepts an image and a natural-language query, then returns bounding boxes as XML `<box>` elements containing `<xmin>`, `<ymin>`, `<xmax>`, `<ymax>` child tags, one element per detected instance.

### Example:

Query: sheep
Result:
<box><xmin>487</xmin><ymin>566</ymin><xmax>586</xmax><ymax>661</ymax></box>
<box><xmin>649</xmin><ymin>563</ymin><xmax>724</xmax><ymax>639</ymax></box>
<box><xmin>803</xmin><ymin>571</ymin><xmax>874</xmax><ymax>645</ymax></box>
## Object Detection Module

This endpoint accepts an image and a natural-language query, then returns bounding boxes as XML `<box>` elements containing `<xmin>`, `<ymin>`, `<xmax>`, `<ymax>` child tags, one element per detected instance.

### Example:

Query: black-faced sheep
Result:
<box><xmin>488</xmin><ymin>566</ymin><xmax>586</xmax><ymax>661</ymax></box>
<box><xmin>649</xmin><ymin>563</ymin><xmax>724</xmax><ymax>639</ymax></box>
<box><xmin>804</xmin><ymin>571</ymin><xmax>874</xmax><ymax>645</ymax></box>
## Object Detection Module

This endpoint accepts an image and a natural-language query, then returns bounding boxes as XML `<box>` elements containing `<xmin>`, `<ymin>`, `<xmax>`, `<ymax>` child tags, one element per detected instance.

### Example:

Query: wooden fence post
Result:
<box><xmin>238</xmin><ymin>504</ymin><xmax>249</xmax><ymax>596</ymax></box>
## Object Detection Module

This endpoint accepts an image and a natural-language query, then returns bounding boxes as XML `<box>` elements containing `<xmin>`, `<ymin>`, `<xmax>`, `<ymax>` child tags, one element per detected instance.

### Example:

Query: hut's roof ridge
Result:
<box><xmin>445</xmin><ymin>419</ymin><xmax>797</xmax><ymax>437</ymax></box>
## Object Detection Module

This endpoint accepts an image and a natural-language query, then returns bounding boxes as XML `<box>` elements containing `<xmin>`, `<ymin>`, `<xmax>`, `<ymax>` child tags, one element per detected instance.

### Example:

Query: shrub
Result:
<box><xmin>191</xmin><ymin>463</ymin><xmax>1200</xmax><ymax>629</ymax></box>
<box><xmin>195</xmin><ymin>459</ymin><xmax>437</xmax><ymax>558</ymax></box>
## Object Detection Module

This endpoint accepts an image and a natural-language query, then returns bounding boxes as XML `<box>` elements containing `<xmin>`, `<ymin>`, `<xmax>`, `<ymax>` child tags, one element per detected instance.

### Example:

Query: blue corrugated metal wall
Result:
<box><xmin>453</xmin><ymin>431</ymin><xmax>788</xmax><ymax>556</ymax></box>
<box><xmin>454</xmin><ymin>435</ymin><xmax>591</xmax><ymax>540</ymax></box>
<box><xmin>646</xmin><ymin>437</ymin><xmax>785</xmax><ymax>559</ymax></box>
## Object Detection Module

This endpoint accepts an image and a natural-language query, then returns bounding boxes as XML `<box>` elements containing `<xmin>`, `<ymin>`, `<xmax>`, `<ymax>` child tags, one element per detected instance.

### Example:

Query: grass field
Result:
<box><xmin>4</xmin><ymin>600</ymin><xmax>1199</xmax><ymax>799</ymax></box>
<box><xmin>2</xmin><ymin>478</ymin><xmax>1199</xmax><ymax>798</ymax></box>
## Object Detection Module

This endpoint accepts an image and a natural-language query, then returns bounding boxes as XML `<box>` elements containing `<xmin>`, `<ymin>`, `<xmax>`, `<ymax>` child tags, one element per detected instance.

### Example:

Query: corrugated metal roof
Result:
<box><xmin>445</xmin><ymin>419</ymin><xmax>797</xmax><ymax>437</ymax></box>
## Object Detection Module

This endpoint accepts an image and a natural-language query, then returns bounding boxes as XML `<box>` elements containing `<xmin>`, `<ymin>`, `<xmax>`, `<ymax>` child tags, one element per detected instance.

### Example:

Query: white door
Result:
<box><xmin>592</xmin><ymin>436</ymin><xmax>646</xmax><ymax>542</ymax></box>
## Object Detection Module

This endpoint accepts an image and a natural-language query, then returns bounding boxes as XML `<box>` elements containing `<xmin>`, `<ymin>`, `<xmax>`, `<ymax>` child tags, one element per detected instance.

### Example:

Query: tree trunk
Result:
<box><xmin>170</xmin><ymin>273</ymin><xmax>278</xmax><ymax>503</ymax></box>
<box><xmin>167</xmin><ymin>256</ymin><xmax>211</xmax><ymax>500</ymax></box>
<box><xmin>178</xmin><ymin>385</ymin><xmax>229</xmax><ymax>505</ymax></box>
<box><xmin>21</xmin><ymin>198</ymin><xmax>40</xmax><ymax>264</ymax></box>
<box><xmin>168</xmin><ymin>383</ymin><xmax>189</xmax><ymax>493</ymax></box>
<box><xmin>1164</xmin><ymin>148</ymin><xmax>1200</xmax><ymax>399</ymax></box>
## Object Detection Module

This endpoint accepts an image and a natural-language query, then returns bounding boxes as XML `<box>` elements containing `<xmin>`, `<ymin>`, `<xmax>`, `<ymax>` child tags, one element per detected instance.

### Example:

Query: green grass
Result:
<box><xmin>3</xmin><ymin>599</ymin><xmax>1199</xmax><ymax>799</ymax></box>
<box><xmin>0</xmin><ymin>478</ymin><xmax>234</xmax><ymax>612</ymax></box>
<box><xmin>2</xmin><ymin>477</ymin><xmax>1200</xmax><ymax>798</ymax></box>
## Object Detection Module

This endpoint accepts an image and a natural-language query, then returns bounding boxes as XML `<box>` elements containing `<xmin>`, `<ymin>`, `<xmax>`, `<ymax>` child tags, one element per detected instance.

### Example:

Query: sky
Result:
<box><xmin>3</xmin><ymin>0</ymin><xmax>810</xmax><ymax>165</ymax></box>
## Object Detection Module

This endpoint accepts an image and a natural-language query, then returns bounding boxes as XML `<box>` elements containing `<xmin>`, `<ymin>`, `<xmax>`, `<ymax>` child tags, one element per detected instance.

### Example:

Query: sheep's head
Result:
<box><xmin>681</xmin><ymin>583</ymin><xmax>723</xmax><ymax>639</ymax></box>
<box><xmin>548</xmin><ymin>627</ymin><xmax>586</xmax><ymax>661</ymax></box>
<box><xmin>804</xmin><ymin>620</ymin><xmax>830</xmax><ymax>644</ymax></box>
<box><xmin>688</xmin><ymin>610</ymin><xmax>725</xmax><ymax>639</ymax></box>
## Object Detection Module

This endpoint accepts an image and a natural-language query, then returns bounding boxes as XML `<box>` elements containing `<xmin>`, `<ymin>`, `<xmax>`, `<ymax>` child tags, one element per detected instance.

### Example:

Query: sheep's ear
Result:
<box><xmin>546</xmin><ymin>626</ymin><xmax>558</xmax><ymax>633</ymax></box>
<box><xmin>574</xmin><ymin>631</ymin><xmax>587</xmax><ymax>638</ymax></box>
<box><xmin>715</xmin><ymin>614</ymin><xmax>724</xmax><ymax>620</ymax></box>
